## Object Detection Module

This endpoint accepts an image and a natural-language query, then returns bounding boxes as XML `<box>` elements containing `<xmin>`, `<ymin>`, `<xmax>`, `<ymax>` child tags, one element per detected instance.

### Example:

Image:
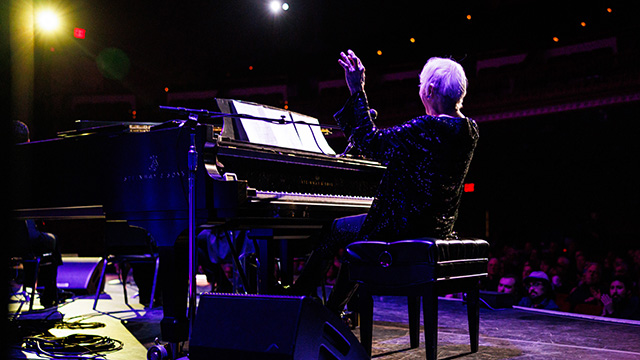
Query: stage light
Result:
<box><xmin>269</xmin><ymin>1</ymin><xmax>289</xmax><ymax>13</ymax></box>
<box><xmin>464</xmin><ymin>183</ymin><xmax>475</xmax><ymax>193</ymax></box>
<box><xmin>466</xmin><ymin>14</ymin><xmax>472</xmax><ymax>20</ymax></box>
<box><xmin>269</xmin><ymin>1</ymin><xmax>280</xmax><ymax>13</ymax></box>
<box><xmin>376</xmin><ymin>50</ymin><xmax>382</xmax><ymax>56</ymax></box>
<box><xmin>552</xmin><ymin>36</ymin><xmax>559</xmax><ymax>42</ymax></box>
<box><xmin>36</xmin><ymin>9</ymin><xmax>61</xmax><ymax>33</ymax></box>
<box><xmin>409</xmin><ymin>37</ymin><xmax>416</xmax><ymax>43</ymax></box>
<box><xmin>580</xmin><ymin>21</ymin><xmax>586</xmax><ymax>27</ymax></box>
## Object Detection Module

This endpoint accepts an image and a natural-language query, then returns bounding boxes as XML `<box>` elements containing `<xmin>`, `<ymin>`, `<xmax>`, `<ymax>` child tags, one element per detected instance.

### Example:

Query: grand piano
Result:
<box><xmin>10</xmin><ymin>98</ymin><xmax>385</xmax><ymax>343</ymax></box>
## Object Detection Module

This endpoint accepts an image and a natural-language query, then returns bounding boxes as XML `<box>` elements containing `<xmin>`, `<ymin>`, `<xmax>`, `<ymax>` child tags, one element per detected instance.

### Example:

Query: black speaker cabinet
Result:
<box><xmin>56</xmin><ymin>257</ymin><xmax>104</xmax><ymax>295</ymax></box>
<box><xmin>190</xmin><ymin>294</ymin><xmax>368</xmax><ymax>360</ymax></box>
<box><xmin>479</xmin><ymin>290</ymin><xmax>516</xmax><ymax>309</ymax></box>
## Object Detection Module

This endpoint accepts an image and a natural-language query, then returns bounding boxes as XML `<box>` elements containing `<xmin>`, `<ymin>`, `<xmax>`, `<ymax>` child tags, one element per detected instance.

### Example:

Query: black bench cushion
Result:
<box><xmin>346</xmin><ymin>238</ymin><xmax>489</xmax><ymax>289</ymax></box>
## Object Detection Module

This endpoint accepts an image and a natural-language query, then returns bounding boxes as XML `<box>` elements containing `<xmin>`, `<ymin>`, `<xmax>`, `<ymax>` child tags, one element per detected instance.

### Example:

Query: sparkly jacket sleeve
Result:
<box><xmin>334</xmin><ymin>91</ymin><xmax>479</xmax><ymax>240</ymax></box>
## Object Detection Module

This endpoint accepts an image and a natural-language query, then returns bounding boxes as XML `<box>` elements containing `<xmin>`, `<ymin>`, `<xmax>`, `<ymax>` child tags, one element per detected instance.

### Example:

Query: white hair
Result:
<box><xmin>419</xmin><ymin>57</ymin><xmax>468</xmax><ymax>112</ymax></box>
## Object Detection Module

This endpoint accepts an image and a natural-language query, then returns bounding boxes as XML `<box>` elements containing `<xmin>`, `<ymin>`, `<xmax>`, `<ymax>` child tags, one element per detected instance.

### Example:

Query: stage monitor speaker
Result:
<box><xmin>480</xmin><ymin>290</ymin><xmax>516</xmax><ymax>309</ymax></box>
<box><xmin>190</xmin><ymin>293</ymin><xmax>368</xmax><ymax>360</ymax></box>
<box><xmin>56</xmin><ymin>257</ymin><xmax>104</xmax><ymax>295</ymax></box>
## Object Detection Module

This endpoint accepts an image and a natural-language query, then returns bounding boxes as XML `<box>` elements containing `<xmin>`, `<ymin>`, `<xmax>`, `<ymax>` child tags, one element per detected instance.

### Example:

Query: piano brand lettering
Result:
<box><xmin>300</xmin><ymin>179</ymin><xmax>334</xmax><ymax>187</ymax></box>
<box><xmin>148</xmin><ymin>155</ymin><xmax>159</xmax><ymax>172</ymax></box>
<box><xmin>122</xmin><ymin>171</ymin><xmax>186</xmax><ymax>182</ymax></box>
<box><xmin>123</xmin><ymin>155</ymin><xmax>186</xmax><ymax>182</ymax></box>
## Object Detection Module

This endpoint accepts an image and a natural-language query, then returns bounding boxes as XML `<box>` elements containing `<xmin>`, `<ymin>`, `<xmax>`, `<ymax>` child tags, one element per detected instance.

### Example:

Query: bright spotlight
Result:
<box><xmin>269</xmin><ymin>1</ymin><xmax>288</xmax><ymax>13</ymax></box>
<box><xmin>269</xmin><ymin>1</ymin><xmax>282</xmax><ymax>13</ymax></box>
<box><xmin>36</xmin><ymin>9</ymin><xmax>61</xmax><ymax>33</ymax></box>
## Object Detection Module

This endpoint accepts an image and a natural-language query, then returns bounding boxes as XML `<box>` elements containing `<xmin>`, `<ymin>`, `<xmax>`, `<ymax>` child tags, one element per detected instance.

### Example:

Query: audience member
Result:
<box><xmin>567</xmin><ymin>262</ymin><xmax>607</xmax><ymax>311</ymax></box>
<box><xmin>539</xmin><ymin>255</ymin><xmax>554</xmax><ymax>277</ymax></box>
<box><xmin>497</xmin><ymin>274</ymin><xmax>521</xmax><ymax>303</ymax></box>
<box><xmin>600</xmin><ymin>276</ymin><xmax>640</xmax><ymax>320</ymax></box>
<box><xmin>481</xmin><ymin>257</ymin><xmax>501</xmax><ymax>291</ymax></box>
<box><xmin>521</xmin><ymin>260</ymin><xmax>535</xmax><ymax>283</ymax></box>
<box><xmin>612</xmin><ymin>255</ymin><xmax>632</xmax><ymax>278</ymax></box>
<box><xmin>550</xmin><ymin>255</ymin><xmax>572</xmax><ymax>293</ymax></box>
<box><xmin>484</xmin><ymin>235</ymin><xmax>640</xmax><ymax>318</ymax></box>
<box><xmin>500</xmin><ymin>245</ymin><xmax>520</xmax><ymax>276</ymax></box>
<box><xmin>573</xmin><ymin>250</ymin><xmax>587</xmax><ymax>284</ymax></box>
<box><xmin>632</xmin><ymin>249</ymin><xmax>640</xmax><ymax>275</ymax></box>
<box><xmin>544</xmin><ymin>240</ymin><xmax>561</xmax><ymax>261</ymax></box>
<box><xmin>518</xmin><ymin>271</ymin><xmax>559</xmax><ymax>310</ymax></box>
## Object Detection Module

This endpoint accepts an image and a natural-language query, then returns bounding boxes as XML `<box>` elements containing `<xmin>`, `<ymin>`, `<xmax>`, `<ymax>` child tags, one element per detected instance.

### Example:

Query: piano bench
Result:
<box><xmin>345</xmin><ymin>238</ymin><xmax>489</xmax><ymax>360</ymax></box>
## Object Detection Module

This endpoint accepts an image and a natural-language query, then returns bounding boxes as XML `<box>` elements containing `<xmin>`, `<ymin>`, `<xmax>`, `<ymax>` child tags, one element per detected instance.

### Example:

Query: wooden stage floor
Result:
<box><xmin>7</xmin><ymin>275</ymin><xmax>640</xmax><ymax>359</ymax></box>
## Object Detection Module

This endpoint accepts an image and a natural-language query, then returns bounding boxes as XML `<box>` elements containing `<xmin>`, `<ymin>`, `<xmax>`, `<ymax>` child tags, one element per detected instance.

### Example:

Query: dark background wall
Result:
<box><xmin>9</xmin><ymin>0</ymin><xmax>640</xmax><ymax>258</ymax></box>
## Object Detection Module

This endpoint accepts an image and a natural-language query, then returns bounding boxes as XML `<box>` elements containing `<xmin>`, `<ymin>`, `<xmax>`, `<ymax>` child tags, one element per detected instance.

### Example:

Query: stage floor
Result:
<box><xmin>8</xmin><ymin>275</ymin><xmax>640</xmax><ymax>360</ymax></box>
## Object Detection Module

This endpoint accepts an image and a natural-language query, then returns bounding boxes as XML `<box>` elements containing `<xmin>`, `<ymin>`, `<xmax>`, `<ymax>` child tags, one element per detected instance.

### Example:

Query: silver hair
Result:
<box><xmin>419</xmin><ymin>57</ymin><xmax>468</xmax><ymax>112</ymax></box>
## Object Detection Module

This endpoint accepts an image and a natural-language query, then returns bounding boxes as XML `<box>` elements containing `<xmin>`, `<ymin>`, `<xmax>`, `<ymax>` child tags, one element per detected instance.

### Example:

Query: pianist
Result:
<box><xmin>288</xmin><ymin>50</ymin><xmax>479</xmax><ymax>315</ymax></box>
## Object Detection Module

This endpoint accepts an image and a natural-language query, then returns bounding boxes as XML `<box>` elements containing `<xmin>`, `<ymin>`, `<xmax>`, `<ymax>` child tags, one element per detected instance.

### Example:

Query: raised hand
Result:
<box><xmin>338</xmin><ymin>50</ymin><xmax>366</xmax><ymax>95</ymax></box>
<box><xmin>601</xmin><ymin>294</ymin><xmax>614</xmax><ymax>315</ymax></box>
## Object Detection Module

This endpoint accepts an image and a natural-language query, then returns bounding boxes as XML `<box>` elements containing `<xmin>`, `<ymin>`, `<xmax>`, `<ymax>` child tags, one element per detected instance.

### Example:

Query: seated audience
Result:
<box><xmin>600</xmin><ymin>276</ymin><xmax>640</xmax><ymax>320</ymax></box>
<box><xmin>521</xmin><ymin>260</ymin><xmax>535</xmax><ymax>283</ymax></box>
<box><xmin>518</xmin><ymin>271</ymin><xmax>559</xmax><ymax>310</ymax></box>
<box><xmin>497</xmin><ymin>274</ymin><xmax>521</xmax><ymax>303</ymax></box>
<box><xmin>567</xmin><ymin>262</ymin><xmax>607</xmax><ymax>312</ymax></box>
<box><xmin>573</xmin><ymin>250</ymin><xmax>587</xmax><ymax>285</ymax></box>
<box><xmin>481</xmin><ymin>257</ymin><xmax>501</xmax><ymax>291</ymax></box>
<box><xmin>497</xmin><ymin>274</ymin><xmax>518</xmax><ymax>295</ymax></box>
<box><xmin>552</xmin><ymin>255</ymin><xmax>573</xmax><ymax>294</ymax></box>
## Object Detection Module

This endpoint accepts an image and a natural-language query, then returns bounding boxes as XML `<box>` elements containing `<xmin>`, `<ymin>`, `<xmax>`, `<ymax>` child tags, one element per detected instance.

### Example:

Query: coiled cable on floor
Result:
<box><xmin>22</xmin><ymin>333</ymin><xmax>124</xmax><ymax>359</ymax></box>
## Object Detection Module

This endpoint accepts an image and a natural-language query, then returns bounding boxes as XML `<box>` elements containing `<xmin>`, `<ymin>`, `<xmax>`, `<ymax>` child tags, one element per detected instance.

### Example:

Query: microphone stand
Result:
<box><xmin>181</xmin><ymin>114</ymin><xmax>199</xmax><ymax>342</ymax></box>
<box><xmin>158</xmin><ymin>105</ymin><xmax>341</xmax><ymax>129</ymax></box>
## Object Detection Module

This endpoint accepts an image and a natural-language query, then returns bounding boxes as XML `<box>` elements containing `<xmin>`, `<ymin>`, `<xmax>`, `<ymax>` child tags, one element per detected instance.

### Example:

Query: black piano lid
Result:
<box><xmin>56</xmin><ymin>120</ymin><xmax>163</xmax><ymax>138</ymax></box>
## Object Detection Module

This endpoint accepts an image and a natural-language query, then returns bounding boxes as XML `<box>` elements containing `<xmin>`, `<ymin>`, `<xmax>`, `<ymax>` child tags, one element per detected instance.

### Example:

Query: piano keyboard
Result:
<box><xmin>252</xmin><ymin>190</ymin><xmax>374</xmax><ymax>208</ymax></box>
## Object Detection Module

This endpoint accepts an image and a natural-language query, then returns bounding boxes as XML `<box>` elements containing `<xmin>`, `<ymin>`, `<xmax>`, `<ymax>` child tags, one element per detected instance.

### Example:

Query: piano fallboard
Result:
<box><xmin>207</xmin><ymin>136</ymin><xmax>385</xmax><ymax>200</ymax></box>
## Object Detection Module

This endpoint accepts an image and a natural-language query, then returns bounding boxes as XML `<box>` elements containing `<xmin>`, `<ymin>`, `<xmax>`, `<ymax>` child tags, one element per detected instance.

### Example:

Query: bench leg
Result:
<box><xmin>467</xmin><ymin>286</ymin><xmax>480</xmax><ymax>353</ymax></box>
<box><xmin>423</xmin><ymin>282</ymin><xmax>437</xmax><ymax>360</ymax></box>
<box><xmin>408</xmin><ymin>296</ymin><xmax>420</xmax><ymax>348</ymax></box>
<box><xmin>358</xmin><ymin>286</ymin><xmax>374</xmax><ymax>357</ymax></box>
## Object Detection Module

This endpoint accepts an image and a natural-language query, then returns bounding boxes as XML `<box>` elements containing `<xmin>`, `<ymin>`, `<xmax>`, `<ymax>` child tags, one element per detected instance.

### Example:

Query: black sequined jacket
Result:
<box><xmin>334</xmin><ymin>91</ymin><xmax>479</xmax><ymax>241</ymax></box>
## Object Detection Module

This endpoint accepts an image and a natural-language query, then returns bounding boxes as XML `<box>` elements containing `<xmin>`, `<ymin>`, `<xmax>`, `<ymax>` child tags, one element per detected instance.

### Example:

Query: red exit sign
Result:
<box><xmin>74</xmin><ymin>28</ymin><xmax>86</xmax><ymax>39</ymax></box>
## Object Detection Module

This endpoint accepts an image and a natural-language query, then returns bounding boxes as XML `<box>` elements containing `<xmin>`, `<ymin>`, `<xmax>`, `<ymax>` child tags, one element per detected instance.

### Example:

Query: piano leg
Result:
<box><xmin>279</xmin><ymin>238</ymin><xmax>293</xmax><ymax>288</ymax></box>
<box><xmin>159</xmin><ymin>240</ymin><xmax>189</xmax><ymax>343</ymax></box>
<box><xmin>130</xmin><ymin>218</ymin><xmax>197</xmax><ymax>345</ymax></box>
